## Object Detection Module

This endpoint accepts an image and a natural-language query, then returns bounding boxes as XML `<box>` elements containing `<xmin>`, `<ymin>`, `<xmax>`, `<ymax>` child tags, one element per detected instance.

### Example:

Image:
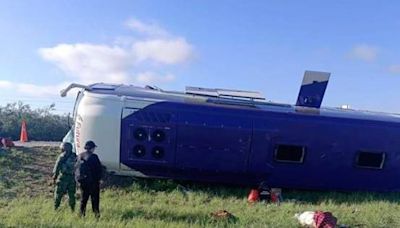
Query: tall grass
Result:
<box><xmin>1</xmin><ymin>147</ymin><xmax>400</xmax><ymax>227</ymax></box>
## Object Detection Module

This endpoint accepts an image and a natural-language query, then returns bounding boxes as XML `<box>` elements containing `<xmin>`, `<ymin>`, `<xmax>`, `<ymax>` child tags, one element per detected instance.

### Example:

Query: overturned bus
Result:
<box><xmin>60</xmin><ymin>71</ymin><xmax>400</xmax><ymax>191</ymax></box>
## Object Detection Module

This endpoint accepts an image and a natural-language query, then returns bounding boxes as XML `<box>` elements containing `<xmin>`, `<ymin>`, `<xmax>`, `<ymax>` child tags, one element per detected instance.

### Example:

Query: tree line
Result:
<box><xmin>0</xmin><ymin>102</ymin><xmax>70</xmax><ymax>141</ymax></box>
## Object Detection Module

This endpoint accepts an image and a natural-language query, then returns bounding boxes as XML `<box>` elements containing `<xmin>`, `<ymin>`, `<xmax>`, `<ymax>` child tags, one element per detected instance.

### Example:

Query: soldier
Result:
<box><xmin>53</xmin><ymin>142</ymin><xmax>77</xmax><ymax>211</ymax></box>
<box><xmin>75</xmin><ymin>140</ymin><xmax>103</xmax><ymax>218</ymax></box>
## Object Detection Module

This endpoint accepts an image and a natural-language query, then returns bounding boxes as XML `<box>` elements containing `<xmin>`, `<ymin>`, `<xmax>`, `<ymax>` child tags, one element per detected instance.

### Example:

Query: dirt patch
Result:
<box><xmin>0</xmin><ymin>146</ymin><xmax>58</xmax><ymax>199</ymax></box>
<box><xmin>0</xmin><ymin>146</ymin><xmax>139</xmax><ymax>199</ymax></box>
<box><xmin>13</xmin><ymin>141</ymin><xmax>61</xmax><ymax>148</ymax></box>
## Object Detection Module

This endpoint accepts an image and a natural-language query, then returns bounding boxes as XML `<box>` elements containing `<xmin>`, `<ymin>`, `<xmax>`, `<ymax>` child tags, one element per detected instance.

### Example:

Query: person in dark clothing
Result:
<box><xmin>76</xmin><ymin>140</ymin><xmax>103</xmax><ymax>218</ymax></box>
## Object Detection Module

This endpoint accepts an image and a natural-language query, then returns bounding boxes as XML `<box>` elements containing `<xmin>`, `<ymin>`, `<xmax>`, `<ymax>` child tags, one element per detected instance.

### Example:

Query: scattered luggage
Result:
<box><xmin>314</xmin><ymin>211</ymin><xmax>337</xmax><ymax>228</ymax></box>
<box><xmin>295</xmin><ymin>211</ymin><xmax>315</xmax><ymax>227</ymax></box>
<box><xmin>258</xmin><ymin>182</ymin><xmax>271</xmax><ymax>202</ymax></box>
<box><xmin>247</xmin><ymin>189</ymin><xmax>260</xmax><ymax>203</ymax></box>
<box><xmin>270</xmin><ymin>188</ymin><xmax>283</xmax><ymax>204</ymax></box>
<box><xmin>295</xmin><ymin>211</ymin><xmax>337</xmax><ymax>228</ymax></box>
<box><xmin>247</xmin><ymin>185</ymin><xmax>282</xmax><ymax>204</ymax></box>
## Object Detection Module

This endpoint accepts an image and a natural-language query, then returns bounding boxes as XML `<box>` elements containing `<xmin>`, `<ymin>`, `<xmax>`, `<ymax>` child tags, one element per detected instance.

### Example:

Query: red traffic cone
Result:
<box><xmin>20</xmin><ymin>120</ymin><xmax>28</xmax><ymax>142</ymax></box>
<box><xmin>247</xmin><ymin>189</ymin><xmax>260</xmax><ymax>203</ymax></box>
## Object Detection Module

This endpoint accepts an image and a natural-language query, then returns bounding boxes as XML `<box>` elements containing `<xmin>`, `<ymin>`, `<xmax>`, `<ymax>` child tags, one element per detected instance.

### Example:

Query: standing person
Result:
<box><xmin>53</xmin><ymin>142</ymin><xmax>77</xmax><ymax>211</ymax></box>
<box><xmin>75</xmin><ymin>140</ymin><xmax>103</xmax><ymax>218</ymax></box>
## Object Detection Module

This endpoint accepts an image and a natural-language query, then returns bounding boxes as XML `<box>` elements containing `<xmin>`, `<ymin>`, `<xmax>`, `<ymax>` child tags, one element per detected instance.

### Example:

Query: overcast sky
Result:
<box><xmin>1</xmin><ymin>0</ymin><xmax>400</xmax><ymax>114</ymax></box>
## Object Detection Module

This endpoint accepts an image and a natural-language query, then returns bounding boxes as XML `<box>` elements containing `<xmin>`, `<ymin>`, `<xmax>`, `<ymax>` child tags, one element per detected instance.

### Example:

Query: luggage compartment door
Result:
<box><xmin>176</xmin><ymin>109</ymin><xmax>252</xmax><ymax>173</ymax></box>
<box><xmin>120</xmin><ymin>105</ymin><xmax>177</xmax><ymax>176</ymax></box>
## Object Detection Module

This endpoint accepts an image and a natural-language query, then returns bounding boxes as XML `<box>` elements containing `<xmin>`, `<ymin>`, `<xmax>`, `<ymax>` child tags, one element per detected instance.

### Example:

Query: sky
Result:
<box><xmin>1</xmin><ymin>0</ymin><xmax>400</xmax><ymax>114</ymax></box>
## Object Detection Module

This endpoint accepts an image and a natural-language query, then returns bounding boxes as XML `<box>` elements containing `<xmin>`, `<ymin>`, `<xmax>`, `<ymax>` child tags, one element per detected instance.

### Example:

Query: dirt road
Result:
<box><xmin>13</xmin><ymin>141</ymin><xmax>61</xmax><ymax>148</ymax></box>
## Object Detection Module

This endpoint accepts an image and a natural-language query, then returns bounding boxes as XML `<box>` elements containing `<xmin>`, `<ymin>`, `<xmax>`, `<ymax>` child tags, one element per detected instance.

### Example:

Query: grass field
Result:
<box><xmin>1</xmin><ymin>147</ymin><xmax>400</xmax><ymax>227</ymax></box>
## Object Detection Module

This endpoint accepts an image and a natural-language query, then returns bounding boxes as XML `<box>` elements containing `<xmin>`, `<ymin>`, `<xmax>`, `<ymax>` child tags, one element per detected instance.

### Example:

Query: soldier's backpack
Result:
<box><xmin>75</xmin><ymin>154</ymin><xmax>93</xmax><ymax>184</ymax></box>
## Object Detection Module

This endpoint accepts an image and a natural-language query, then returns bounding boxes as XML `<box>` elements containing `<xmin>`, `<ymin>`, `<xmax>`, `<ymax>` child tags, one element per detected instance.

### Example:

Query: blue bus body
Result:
<box><xmin>118</xmin><ymin>99</ymin><xmax>400</xmax><ymax>191</ymax></box>
<box><xmin>63</xmin><ymin>71</ymin><xmax>400</xmax><ymax>191</ymax></box>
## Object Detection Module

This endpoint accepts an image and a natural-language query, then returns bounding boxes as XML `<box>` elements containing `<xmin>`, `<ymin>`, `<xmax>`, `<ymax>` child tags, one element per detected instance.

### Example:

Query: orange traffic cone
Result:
<box><xmin>20</xmin><ymin>120</ymin><xmax>28</xmax><ymax>142</ymax></box>
<box><xmin>247</xmin><ymin>189</ymin><xmax>260</xmax><ymax>203</ymax></box>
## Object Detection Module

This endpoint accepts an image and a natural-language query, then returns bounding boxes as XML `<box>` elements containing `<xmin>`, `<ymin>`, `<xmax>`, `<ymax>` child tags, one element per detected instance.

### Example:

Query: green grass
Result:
<box><xmin>1</xmin><ymin>147</ymin><xmax>400</xmax><ymax>227</ymax></box>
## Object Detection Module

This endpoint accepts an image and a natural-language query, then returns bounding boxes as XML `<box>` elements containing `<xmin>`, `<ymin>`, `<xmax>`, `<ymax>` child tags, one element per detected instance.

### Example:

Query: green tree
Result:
<box><xmin>0</xmin><ymin>102</ymin><xmax>70</xmax><ymax>141</ymax></box>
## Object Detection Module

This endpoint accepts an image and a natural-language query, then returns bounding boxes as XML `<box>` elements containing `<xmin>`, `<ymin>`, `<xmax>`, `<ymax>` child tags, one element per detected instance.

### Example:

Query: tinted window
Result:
<box><xmin>275</xmin><ymin>145</ymin><xmax>305</xmax><ymax>163</ymax></box>
<box><xmin>356</xmin><ymin>151</ymin><xmax>385</xmax><ymax>169</ymax></box>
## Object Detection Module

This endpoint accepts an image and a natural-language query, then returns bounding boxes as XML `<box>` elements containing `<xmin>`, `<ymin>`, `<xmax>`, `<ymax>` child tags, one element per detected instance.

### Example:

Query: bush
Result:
<box><xmin>0</xmin><ymin>102</ymin><xmax>70</xmax><ymax>141</ymax></box>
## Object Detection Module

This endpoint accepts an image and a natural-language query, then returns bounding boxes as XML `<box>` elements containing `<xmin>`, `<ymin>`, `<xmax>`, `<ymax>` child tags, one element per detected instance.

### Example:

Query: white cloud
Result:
<box><xmin>39</xmin><ymin>44</ymin><xmax>132</xmax><ymax>84</ymax></box>
<box><xmin>0</xmin><ymin>80</ymin><xmax>69</xmax><ymax>97</ymax></box>
<box><xmin>0</xmin><ymin>80</ymin><xmax>13</xmax><ymax>89</ymax></box>
<box><xmin>133</xmin><ymin>38</ymin><xmax>193</xmax><ymax>64</ymax></box>
<box><xmin>38</xmin><ymin>18</ymin><xmax>194</xmax><ymax>85</ymax></box>
<box><xmin>348</xmin><ymin>44</ymin><xmax>379</xmax><ymax>62</ymax></box>
<box><xmin>387</xmin><ymin>64</ymin><xmax>400</xmax><ymax>74</ymax></box>
<box><xmin>16</xmin><ymin>83</ymin><xmax>66</xmax><ymax>97</ymax></box>
<box><xmin>125</xmin><ymin>18</ymin><xmax>169</xmax><ymax>37</ymax></box>
<box><xmin>135</xmin><ymin>72</ymin><xmax>176</xmax><ymax>84</ymax></box>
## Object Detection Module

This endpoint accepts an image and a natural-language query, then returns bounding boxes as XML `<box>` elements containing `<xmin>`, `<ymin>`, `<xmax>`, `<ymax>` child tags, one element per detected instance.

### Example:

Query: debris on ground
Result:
<box><xmin>295</xmin><ymin>211</ymin><xmax>315</xmax><ymax>227</ymax></box>
<box><xmin>314</xmin><ymin>211</ymin><xmax>337</xmax><ymax>228</ymax></box>
<box><xmin>210</xmin><ymin>210</ymin><xmax>236</xmax><ymax>221</ymax></box>
<box><xmin>295</xmin><ymin>210</ymin><xmax>337</xmax><ymax>228</ymax></box>
<box><xmin>247</xmin><ymin>189</ymin><xmax>260</xmax><ymax>203</ymax></box>
<box><xmin>247</xmin><ymin>186</ymin><xmax>283</xmax><ymax>204</ymax></box>
<box><xmin>270</xmin><ymin>188</ymin><xmax>283</xmax><ymax>204</ymax></box>
<box><xmin>0</xmin><ymin>137</ymin><xmax>15</xmax><ymax>148</ymax></box>
<box><xmin>258</xmin><ymin>181</ymin><xmax>270</xmax><ymax>202</ymax></box>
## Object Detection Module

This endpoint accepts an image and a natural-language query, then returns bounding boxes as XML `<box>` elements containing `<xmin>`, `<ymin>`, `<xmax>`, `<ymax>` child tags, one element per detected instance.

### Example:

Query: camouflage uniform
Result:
<box><xmin>53</xmin><ymin>144</ymin><xmax>77</xmax><ymax>211</ymax></box>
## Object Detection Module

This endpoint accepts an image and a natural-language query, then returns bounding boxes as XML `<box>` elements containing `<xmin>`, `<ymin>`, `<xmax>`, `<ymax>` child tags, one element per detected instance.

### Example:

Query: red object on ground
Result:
<box><xmin>20</xmin><ymin>120</ymin><xmax>28</xmax><ymax>142</ymax></box>
<box><xmin>271</xmin><ymin>192</ymin><xmax>278</xmax><ymax>202</ymax></box>
<box><xmin>313</xmin><ymin>211</ymin><xmax>337</xmax><ymax>228</ymax></box>
<box><xmin>247</xmin><ymin>189</ymin><xmax>260</xmax><ymax>203</ymax></box>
